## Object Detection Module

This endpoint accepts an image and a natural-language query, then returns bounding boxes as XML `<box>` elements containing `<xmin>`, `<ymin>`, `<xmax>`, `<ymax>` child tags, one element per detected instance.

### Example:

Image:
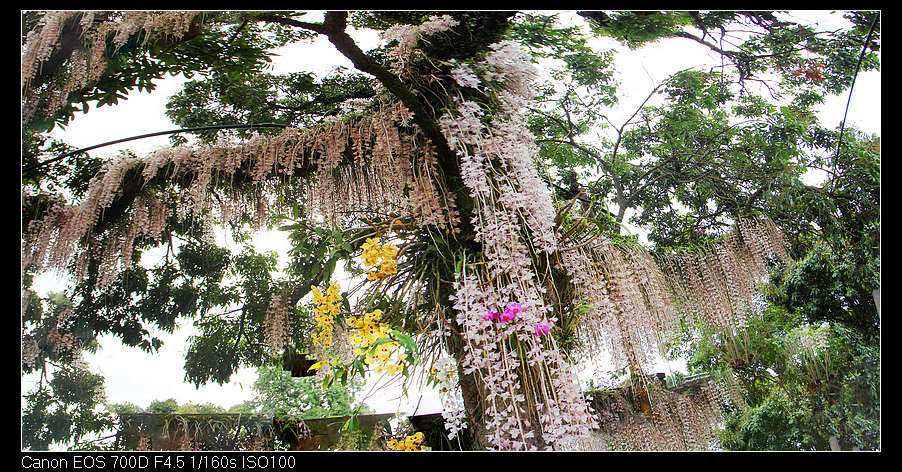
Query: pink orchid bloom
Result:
<box><xmin>485</xmin><ymin>309</ymin><xmax>499</xmax><ymax>321</ymax></box>
<box><xmin>534</xmin><ymin>321</ymin><xmax>551</xmax><ymax>336</ymax></box>
<box><xmin>499</xmin><ymin>302</ymin><xmax>522</xmax><ymax>322</ymax></box>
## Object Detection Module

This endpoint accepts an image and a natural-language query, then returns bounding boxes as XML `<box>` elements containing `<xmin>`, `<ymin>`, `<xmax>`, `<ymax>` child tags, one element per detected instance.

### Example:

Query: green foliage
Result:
<box><xmin>108</xmin><ymin>402</ymin><xmax>144</xmax><ymax>416</ymax></box>
<box><xmin>511</xmin><ymin>13</ymin><xmax>617</xmax><ymax>94</ymax></box>
<box><xmin>716</xmin><ymin>324</ymin><xmax>879</xmax><ymax>450</ymax></box>
<box><xmin>718</xmin><ymin>387</ymin><xmax>815</xmax><ymax>450</ymax></box>
<box><xmin>111</xmin><ymin>363</ymin><xmax>372</xmax><ymax>424</ymax></box>
<box><xmin>22</xmin><ymin>10</ymin><xmax>879</xmax><ymax>451</ymax></box>
<box><xmin>183</xmin><ymin>246</ymin><xmax>296</xmax><ymax>387</ymax></box>
<box><xmin>276</xmin><ymin>210</ymin><xmax>354</xmax><ymax>300</ymax></box>
<box><xmin>768</xmin><ymin>241</ymin><xmax>879</xmax><ymax>337</ymax></box>
<box><xmin>165</xmin><ymin>70</ymin><xmax>376</xmax><ymax>144</ymax></box>
<box><xmin>146</xmin><ymin>398</ymin><xmax>179</xmax><ymax>415</ymax></box>
<box><xmin>823</xmin><ymin>326</ymin><xmax>880</xmax><ymax>449</ymax></box>
<box><xmin>764</xmin><ymin>131</ymin><xmax>879</xmax><ymax>337</ymax></box>
<box><xmin>514</xmin><ymin>13</ymin><xmax>620</xmax><ymax>193</ymax></box>
<box><xmin>111</xmin><ymin>398</ymin><xmax>232</xmax><ymax>416</ymax></box>
<box><xmin>582</xmin><ymin>10</ymin><xmax>879</xmax><ymax>91</ymax></box>
<box><xmin>21</xmin><ymin>131</ymin><xmax>104</xmax><ymax>199</ymax></box>
<box><xmin>676</xmin><ymin>263</ymin><xmax>879</xmax><ymax>451</ymax></box>
<box><xmin>585</xmin><ymin>11</ymin><xmax>693</xmax><ymax>49</ymax></box>
<box><xmin>177</xmin><ymin>402</ymin><xmax>227</xmax><ymax>414</ymax></box>
<box><xmin>22</xmin><ymin>363</ymin><xmax>115</xmax><ymax>451</ymax></box>
<box><xmin>249</xmin><ymin>365</ymin><xmax>373</xmax><ymax>419</ymax></box>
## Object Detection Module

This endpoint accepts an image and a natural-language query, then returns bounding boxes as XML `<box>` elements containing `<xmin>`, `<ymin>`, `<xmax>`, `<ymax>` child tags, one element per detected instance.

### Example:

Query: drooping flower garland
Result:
<box><xmin>441</xmin><ymin>40</ymin><xmax>596</xmax><ymax>450</ymax></box>
<box><xmin>22</xmin><ymin>11</ymin><xmax>201</xmax><ymax>124</ymax></box>
<box><xmin>556</xmin><ymin>212</ymin><xmax>791</xmax><ymax>383</ymax></box>
<box><xmin>656</xmin><ymin>213</ymin><xmax>791</xmax><ymax>360</ymax></box>
<box><xmin>557</xmin><ymin>213</ymin><xmax>789</xmax><ymax>449</ymax></box>
<box><xmin>22</xmin><ymin>99</ymin><xmax>456</xmax><ymax>290</ymax></box>
<box><xmin>263</xmin><ymin>290</ymin><xmax>292</xmax><ymax>356</ymax></box>
<box><xmin>430</xmin><ymin>356</ymin><xmax>467</xmax><ymax>441</ymax></box>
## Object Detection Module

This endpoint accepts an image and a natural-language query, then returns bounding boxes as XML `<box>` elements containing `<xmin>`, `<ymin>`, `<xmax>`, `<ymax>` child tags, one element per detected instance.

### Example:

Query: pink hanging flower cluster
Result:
<box><xmin>484</xmin><ymin>302</ymin><xmax>550</xmax><ymax>337</ymax></box>
<box><xmin>450</xmin><ymin>268</ymin><xmax>596</xmax><ymax>450</ymax></box>
<box><xmin>439</xmin><ymin>39</ymin><xmax>598</xmax><ymax>446</ymax></box>
<box><xmin>484</xmin><ymin>302</ymin><xmax>522</xmax><ymax>322</ymax></box>
<box><xmin>382</xmin><ymin>15</ymin><xmax>460</xmax><ymax>75</ymax></box>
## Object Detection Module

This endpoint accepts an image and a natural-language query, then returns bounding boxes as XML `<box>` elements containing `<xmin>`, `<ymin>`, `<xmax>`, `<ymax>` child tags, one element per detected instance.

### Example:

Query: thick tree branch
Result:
<box><xmin>254</xmin><ymin>12</ymin><xmax>483</xmax><ymax>242</ymax></box>
<box><xmin>320</xmin><ymin>13</ymin><xmax>460</xmax><ymax>174</ymax></box>
<box><xmin>254</xmin><ymin>12</ymin><xmax>459</xmax><ymax>170</ymax></box>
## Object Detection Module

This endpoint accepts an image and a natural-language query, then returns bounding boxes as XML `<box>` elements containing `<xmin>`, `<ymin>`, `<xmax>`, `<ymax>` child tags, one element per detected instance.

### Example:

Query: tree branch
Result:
<box><xmin>318</xmin><ymin>13</ymin><xmax>460</xmax><ymax>172</ymax></box>
<box><xmin>253</xmin><ymin>12</ymin><xmax>456</xmax><ymax>166</ymax></box>
<box><xmin>254</xmin><ymin>12</ymin><xmax>477</xmax><ymax>235</ymax></box>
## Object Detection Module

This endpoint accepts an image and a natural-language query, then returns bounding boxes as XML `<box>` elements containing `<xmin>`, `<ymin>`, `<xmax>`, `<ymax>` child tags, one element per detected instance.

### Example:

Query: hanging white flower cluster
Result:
<box><xmin>23</xmin><ymin>137</ymin><xmax>271</xmax><ymax>290</ymax></box>
<box><xmin>381</xmin><ymin>15</ymin><xmax>460</xmax><ymax>76</ymax></box>
<box><xmin>554</xmin><ymin>212</ymin><xmax>789</xmax><ymax>449</ymax></box>
<box><xmin>298</xmin><ymin>100</ymin><xmax>459</xmax><ymax>229</ymax></box>
<box><xmin>558</xmin><ymin>212</ymin><xmax>790</xmax><ymax>399</ymax></box>
<box><xmin>264</xmin><ymin>291</ymin><xmax>292</xmax><ymax>356</ymax></box>
<box><xmin>658</xmin><ymin>214</ymin><xmax>790</xmax><ymax>339</ymax></box>
<box><xmin>431</xmin><ymin>356</ymin><xmax>467</xmax><ymax>440</ymax></box>
<box><xmin>580</xmin><ymin>239</ymin><xmax>679</xmax><ymax>374</ymax></box>
<box><xmin>23</xmin><ymin>98</ymin><xmax>458</xmax><ymax>291</ymax></box>
<box><xmin>440</xmin><ymin>40</ymin><xmax>596</xmax><ymax>450</ymax></box>
<box><xmin>24</xmin><ymin>153</ymin><xmax>173</xmax><ymax>290</ymax></box>
<box><xmin>22</xmin><ymin>11</ymin><xmax>201</xmax><ymax>124</ymax></box>
<box><xmin>593</xmin><ymin>371</ymin><xmax>747</xmax><ymax>451</ymax></box>
<box><xmin>49</xmin><ymin>306</ymin><xmax>81</xmax><ymax>356</ymax></box>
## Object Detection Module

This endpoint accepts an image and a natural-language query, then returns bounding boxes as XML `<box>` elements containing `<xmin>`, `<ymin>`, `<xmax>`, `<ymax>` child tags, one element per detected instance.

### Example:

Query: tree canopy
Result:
<box><xmin>22</xmin><ymin>10</ymin><xmax>879</xmax><ymax>451</ymax></box>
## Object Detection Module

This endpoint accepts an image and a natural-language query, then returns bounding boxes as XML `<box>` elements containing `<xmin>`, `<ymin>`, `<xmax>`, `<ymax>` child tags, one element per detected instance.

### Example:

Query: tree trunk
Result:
<box><xmin>445</xmin><ymin>328</ymin><xmax>550</xmax><ymax>450</ymax></box>
<box><xmin>451</xmin><ymin>344</ymin><xmax>489</xmax><ymax>450</ymax></box>
<box><xmin>315</xmin><ymin>11</ymin><xmax>521</xmax><ymax>449</ymax></box>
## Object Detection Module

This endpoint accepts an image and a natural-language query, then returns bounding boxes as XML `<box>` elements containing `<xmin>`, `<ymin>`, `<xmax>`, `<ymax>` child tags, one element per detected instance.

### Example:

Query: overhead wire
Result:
<box><xmin>833</xmin><ymin>12</ymin><xmax>879</xmax><ymax>165</ymax></box>
<box><xmin>22</xmin><ymin>123</ymin><xmax>290</xmax><ymax>173</ymax></box>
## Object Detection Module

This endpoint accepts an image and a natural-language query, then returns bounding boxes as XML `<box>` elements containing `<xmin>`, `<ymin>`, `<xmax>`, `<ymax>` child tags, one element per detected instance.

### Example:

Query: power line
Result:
<box><xmin>834</xmin><ymin>12</ymin><xmax>879</xmax><ymax>163</ymax></box>
<box><xmin>22</xmin><ymin>123</ymin><xmax>290</xmax><ymax>173</ymax></box>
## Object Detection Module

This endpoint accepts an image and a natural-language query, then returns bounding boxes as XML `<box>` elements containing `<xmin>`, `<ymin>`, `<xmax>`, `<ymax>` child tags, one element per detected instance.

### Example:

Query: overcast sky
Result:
<box><xmin>25</xmin><ymin>11</ymin><xmax>880</xmax><ymax>418</ymax></box>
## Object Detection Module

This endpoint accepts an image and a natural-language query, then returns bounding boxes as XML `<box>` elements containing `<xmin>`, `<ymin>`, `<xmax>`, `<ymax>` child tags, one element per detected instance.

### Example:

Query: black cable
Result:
<box><xmin>834</xmin><ymin>12</ymin><xmax>879</xmax><ymax>162</ymax></box>
<box><xmin>22</xmin><ymin>123</ymin><xmax>290</xmax><ymax>173</ymax></box>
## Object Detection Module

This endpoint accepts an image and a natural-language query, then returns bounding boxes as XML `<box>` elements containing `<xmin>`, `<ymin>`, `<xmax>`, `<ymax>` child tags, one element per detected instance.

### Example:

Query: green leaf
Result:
<box><xmin>351</xmin><ymin>358</ymin><xmax>366</xmax><ymax>379</ymax></box>
<box><xmin>393</xmin><ymin>331</ymin><xmax>418</xmax><ymax>356</ymax></box>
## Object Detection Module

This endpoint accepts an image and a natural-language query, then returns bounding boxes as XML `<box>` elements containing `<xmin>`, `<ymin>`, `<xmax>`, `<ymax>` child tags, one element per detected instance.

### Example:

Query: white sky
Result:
<box><xmin>25</xmin><ymin>11</ymin><xmax>879</xmax><ymax>420</ymax></box>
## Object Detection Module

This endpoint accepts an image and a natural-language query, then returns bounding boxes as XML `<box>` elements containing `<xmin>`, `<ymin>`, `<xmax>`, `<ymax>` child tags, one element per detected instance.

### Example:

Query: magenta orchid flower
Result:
<box><xmin>486</xmin><ymin>302</ymin><xmax>524</xmax><ymax>323</ymax></box>
<box><xmin>499</xmin><ymin>302</ymin><xmax>522</xmax><ymax>322</ymax></box>
<box><xmin>534</xmin><ymin>321</ymin><xmax>551</xmax><ymax>336</ymax></box>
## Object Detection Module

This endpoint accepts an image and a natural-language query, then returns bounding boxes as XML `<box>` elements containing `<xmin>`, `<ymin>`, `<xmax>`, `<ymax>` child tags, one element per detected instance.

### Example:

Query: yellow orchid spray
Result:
<box><xmin>310</xmin><ymin>281</ymin><xmax>342</xmax><ymax>348</ymax></box>
<box><xmin>387</xmin><ymin>432</ymin><xmax>427</xmax><ymax>451</ymax></box>
<box><xmin>359</xmin><ymin>237</ymin><xmax>399</xmax><ymax>280</ymax></box>
<box><xmin>347</xmin><ymin>309</ymin><xmax>406</xmax><ymax>376</ymax></box>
